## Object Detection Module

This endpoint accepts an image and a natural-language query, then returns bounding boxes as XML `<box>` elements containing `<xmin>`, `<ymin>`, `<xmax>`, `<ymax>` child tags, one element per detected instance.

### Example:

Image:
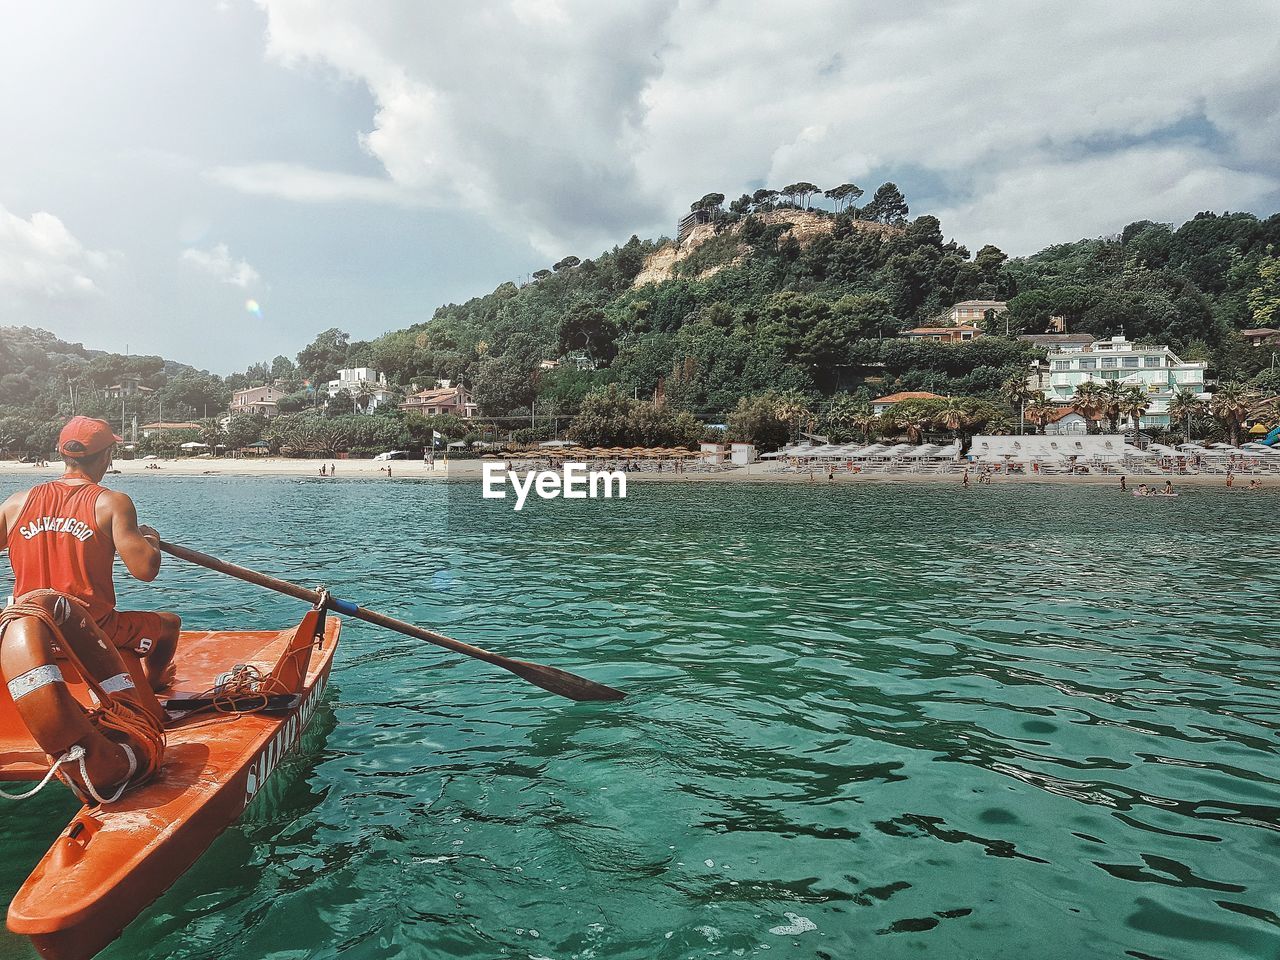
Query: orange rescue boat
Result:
<box><xmin>0</xmin><ymin>605</ymin><xmax>340</xmax><ymax>960</ymax></box>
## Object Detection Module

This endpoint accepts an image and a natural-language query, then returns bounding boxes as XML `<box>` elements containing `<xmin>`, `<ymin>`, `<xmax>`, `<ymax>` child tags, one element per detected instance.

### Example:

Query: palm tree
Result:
<box><xmin>197</xmin><ymin>418</ymin><xmax>223</xmax><ymax>450</ymax></box>
<box><xmin>822</xmin><ymin>395</ymin><xmax>865</xmax><ymax>441</ymax></box>
<box><xmin>1025</xmin><ymin>393</ymin><xmax>1053</xmax><ymax>433</ymax></box>
<box><xmin>1119</xmin><ymin>385</ymin><xmax>1150</xmax><ymax>436</ymax></box>
<box><xmin>936</xmin><ymin>396</ymin><xmax>970</xmax><ymax>442</ymax></box>
<box><xmin>850</xmin><ymin>412</ymin><xmax>877</xmax><ymax>441</ymax></box>
<box><xmin>1167</xmin><ymin>390</ymin><xmax>1205</xmax><ymax>441</ymax></box>
<box><xmin>1072</xmin><ymin>381</ymin><xmax>1105</xmax><ymax>432</ymax></box>
<box><xmin>897</xmin><ymin>412</ymin><xmax>929</xmax><ymax>444</ymax></box>
<box><xmin>1099</xmin><ymin>381</ymin><xmax>1127</xmax><ymax>433</ymax></box>
<box><xmin>1001</xmin><ymin>375</ymin><xmax>1032</xmax><ymax>429</ymax></box>
<box><xmin>1210</xmin><ymin>382</ymin><xmax>1256</xmax><ymax>447</ymax></box>
<box><xmin>773</xmin><ymin>390</ymin><xmax>813</xmax><ymax>443</ymax></box>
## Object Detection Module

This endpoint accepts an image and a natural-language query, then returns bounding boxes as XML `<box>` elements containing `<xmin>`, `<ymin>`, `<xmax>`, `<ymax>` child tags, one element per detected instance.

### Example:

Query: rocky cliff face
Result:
<box><xmin>632</xmin><ymin>209</ymin><xmax>898</xmax><ymax>287</ymax></box>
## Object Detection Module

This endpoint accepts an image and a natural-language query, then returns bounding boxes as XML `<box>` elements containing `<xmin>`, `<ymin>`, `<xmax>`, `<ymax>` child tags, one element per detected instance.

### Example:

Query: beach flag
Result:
<box><xmin>432</xmin><ymin>430</ymin><xmax>443</xmax><ymax>448</ymax></box>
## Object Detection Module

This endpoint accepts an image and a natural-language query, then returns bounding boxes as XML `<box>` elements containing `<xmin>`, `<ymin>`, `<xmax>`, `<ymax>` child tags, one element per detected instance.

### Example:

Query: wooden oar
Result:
<box><xmin>158</xmin><ymin>540</ymin><xmax>625</xmax><ymax>703</ymax></box>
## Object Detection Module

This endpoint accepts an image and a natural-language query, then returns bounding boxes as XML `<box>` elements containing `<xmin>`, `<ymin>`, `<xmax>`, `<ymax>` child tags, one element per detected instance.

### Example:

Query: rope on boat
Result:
<box><xmin>75</xmin><ymin>742</ymin><xmax>137</xmax><ymax>805</ymax></box>
<box><xmin>0</xmin><ymin>746</ymin><xmax>85</xmax><ymax>801</ymax></box>
<box><xmin>0</xmin><ymin>591</ymin><xmax>165</xmax><ymax>798</ymax></box>
<box><xmin>0</xmin><ymin>743</ymin><xmax>136</xmax><ymax>804</ymax></box>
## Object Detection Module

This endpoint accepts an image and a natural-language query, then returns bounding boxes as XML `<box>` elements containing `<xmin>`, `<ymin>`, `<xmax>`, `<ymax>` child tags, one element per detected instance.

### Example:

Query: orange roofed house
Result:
<box><xmin>872</xmin><ymin>391</ymin><xmax>943</xmax><ymax>415</ymax></box>
<box><xmin>398</xmin><ymin>381</ymin><xmax>479</xmax><ymax>419</ymax></box>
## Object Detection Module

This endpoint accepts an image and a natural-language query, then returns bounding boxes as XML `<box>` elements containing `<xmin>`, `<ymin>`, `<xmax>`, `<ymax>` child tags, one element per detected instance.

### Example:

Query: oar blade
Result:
<box><xmin>505</xmin><ymin>659</ymin><xmax>626</xmax><ymax>702</ymax></box>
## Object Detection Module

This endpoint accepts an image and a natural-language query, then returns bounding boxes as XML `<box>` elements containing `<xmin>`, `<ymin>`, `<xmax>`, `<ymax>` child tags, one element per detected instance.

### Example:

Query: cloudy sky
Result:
<box><xmin>2</xmin><ymin>1</ymin><xmax>1278</xmax><ymax>373</ymax></box>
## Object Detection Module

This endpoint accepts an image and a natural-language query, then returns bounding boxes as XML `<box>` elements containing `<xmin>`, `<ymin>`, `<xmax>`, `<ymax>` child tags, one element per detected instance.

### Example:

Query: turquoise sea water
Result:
<box><xmin>1</xmin><ymin>475</ymin><xmax>1278</xmax><ymax>960</ymax></box>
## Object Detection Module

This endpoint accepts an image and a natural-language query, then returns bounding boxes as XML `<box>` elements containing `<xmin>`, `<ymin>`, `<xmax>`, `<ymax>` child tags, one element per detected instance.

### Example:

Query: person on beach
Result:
<box><xmin>1163</xmin><ymin>480</ymin><xmax>1174</xmax><ymax>496</ymax></box>
<box><xmin>0</xmin><ymin>417</ymin><xmax>180</xmax><ymax>692</ymax></box>
<box><xmin>962</xmin><ymin>468</ymin><xmax>970</xmax><ymax>489</ymax></box>
<box><xmin>1137</xmin><ymin>483</ymin><xmax>1149</xmax><ymax>496</ymax></box>
<box><xmin>1226</xmin><ymin>470</ymin><xmax>1234</xmax><ymax>488</ymax></box>
<box><xmin>1120</xmin><ymin>476</ymin><xmax>1127</xmax><ymax>492</ymax></box>
<box><xmin>319</xmin><ymin>464</ymin><xmax>326</xmax><ymax>477</ymax></box>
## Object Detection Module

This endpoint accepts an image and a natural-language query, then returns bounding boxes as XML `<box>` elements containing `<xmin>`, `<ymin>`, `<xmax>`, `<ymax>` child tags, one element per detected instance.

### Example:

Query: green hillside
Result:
<box><xmin>4</xmin><ymin>184</ymin><xmax>1280</xmax><ymax>454</ymax></box>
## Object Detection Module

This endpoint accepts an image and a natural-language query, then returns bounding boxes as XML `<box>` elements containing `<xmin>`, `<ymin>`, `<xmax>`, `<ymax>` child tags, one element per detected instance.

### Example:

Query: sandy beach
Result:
<box><xmin>0</xmin><ymin>456</ymin><xmax>1263</xmax><ymax>488</ymax></box>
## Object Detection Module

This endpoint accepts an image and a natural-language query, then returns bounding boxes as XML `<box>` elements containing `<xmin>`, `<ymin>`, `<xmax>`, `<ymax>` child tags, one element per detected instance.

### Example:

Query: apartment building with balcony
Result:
<box><xmin>1043</xmin><ymin>335</ymin><xmax>1208</xmax><ymax>427</ymax></box>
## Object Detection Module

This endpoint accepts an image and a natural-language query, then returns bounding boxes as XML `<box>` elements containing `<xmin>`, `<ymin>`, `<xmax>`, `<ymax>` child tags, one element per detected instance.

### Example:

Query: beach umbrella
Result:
<box><xmin>179</xmin><ymin>441</ymin><xmax>209</xmax><ymax>449</ymax></box>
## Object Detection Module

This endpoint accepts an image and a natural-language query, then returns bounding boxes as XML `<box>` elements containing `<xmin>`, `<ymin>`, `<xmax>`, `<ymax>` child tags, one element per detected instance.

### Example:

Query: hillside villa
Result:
<box><xmin>326</xmin><ymin>367</ymin><xmax>398</xmax><ymax>413</ymax></box>
<box><xmin>1040</xmin><ymin>335</ymin><xmax>1208</xmax><ymax>428</ymax></box>
<box><xmin>941</xmin><ymin>300</ymin><xmax>1007</xmax><ymax>326</ymax></box>
<box><xmin>104</xmin><ymin>377</ymin><xmax>154</xmax><ymax>399</ymax></box>
<box><xmin>230</xmin><ymin>384</ymin><xmax>285</xmax><ymax>419</ymax></box>
<box><xmin>904</xmin><ymin>325</ymin><xmax>981</xmax><ymax>343</ymax></box>
<box><xmin>1241</xmin><ymin>328</ymin><xmax>1280</xmax><ymax>347</ymax></box>
<box><xmin>399</xmin><ymin>380</ymin><xmax>478</xmax><ymax>418</ymax></box>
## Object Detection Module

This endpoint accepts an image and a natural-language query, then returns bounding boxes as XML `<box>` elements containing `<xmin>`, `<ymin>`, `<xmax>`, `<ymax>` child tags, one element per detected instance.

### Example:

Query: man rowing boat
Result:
<box><xmin>0</xmin><ymin>417</ymin><xmax>180</xmax><ymax>691</ymax></box>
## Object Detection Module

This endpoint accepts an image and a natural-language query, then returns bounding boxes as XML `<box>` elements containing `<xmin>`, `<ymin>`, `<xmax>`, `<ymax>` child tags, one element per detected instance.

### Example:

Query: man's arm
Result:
<box><xmin>104</xmin><ymin>491</ymin><xmax>162</xmax><ymax>582</ymax></box>
<box><xmin>0</xmin><ymin>490</ymin><xmax>28</xmax><ymax>550</ymax></box>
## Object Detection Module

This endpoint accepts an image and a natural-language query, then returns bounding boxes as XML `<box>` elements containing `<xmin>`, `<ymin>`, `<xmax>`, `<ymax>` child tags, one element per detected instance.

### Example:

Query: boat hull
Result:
<box><xmin>2</xmin><ymin>615</ymin><xmax>340</xmax><ymax>960</ymax></box>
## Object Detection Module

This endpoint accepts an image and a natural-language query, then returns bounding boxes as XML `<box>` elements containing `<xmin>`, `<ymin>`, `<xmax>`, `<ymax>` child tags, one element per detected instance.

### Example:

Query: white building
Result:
<box><xmin>968</xmin><ymin>434</ymin><xmax>1126</xmax><ymax>464</ymax></box>
<box><xmin>1043</xmin><ymin>336</ymin><xmax>1208</xmax><ymax>428</ymax></box>
<box><xmin>327</xmin><ymin>368</ymin><xmax>397</xmax><ymax>413</ymax></box>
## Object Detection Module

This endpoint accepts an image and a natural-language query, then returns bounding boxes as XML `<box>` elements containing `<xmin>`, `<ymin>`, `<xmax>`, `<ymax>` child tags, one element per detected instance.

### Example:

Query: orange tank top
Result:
<box><xmin>7</xmin><ymin>480</ymin><xmax>116</xmax><ymax>623</ymax></box>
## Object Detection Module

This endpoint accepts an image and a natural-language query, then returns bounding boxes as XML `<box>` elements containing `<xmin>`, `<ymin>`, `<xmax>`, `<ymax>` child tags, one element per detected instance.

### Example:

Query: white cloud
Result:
<box><xmin>181</xmin><ymin>242</ymin><xmax>262</xmax><ymax>288</ymax></box>
<box><xmin>934</xmin><ymin>148</ymin><xmax>1279</xmax><ymax>253</ymax></box>
<box><xmin>208</xmin><ymin>162</ymin><xmax>415</xmax><ymax>206</ymax></box>
<box><xmin>240</xmin><ymin>0</ymin><xmax>1280</xmax><ymax>256</ymax></box>
<box><xmin>0</xmin><ymin>203</ymin><xmax>110</xmax><ymax>300</ymax></box>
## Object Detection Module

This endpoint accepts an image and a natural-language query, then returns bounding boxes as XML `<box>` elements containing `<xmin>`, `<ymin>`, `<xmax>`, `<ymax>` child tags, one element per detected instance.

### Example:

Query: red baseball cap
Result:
<box><xmin>58</xmin><ymin>417</ymin><xmax>122</xmax><ymax>457</ymax></box>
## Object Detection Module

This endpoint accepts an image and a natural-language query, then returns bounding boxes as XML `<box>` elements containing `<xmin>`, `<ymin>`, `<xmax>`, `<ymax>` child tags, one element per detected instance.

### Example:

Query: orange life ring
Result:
<box><xmin>0</xmin><ymin>590</ymin><xmax>165</xmax><ymax>804</ymax></box>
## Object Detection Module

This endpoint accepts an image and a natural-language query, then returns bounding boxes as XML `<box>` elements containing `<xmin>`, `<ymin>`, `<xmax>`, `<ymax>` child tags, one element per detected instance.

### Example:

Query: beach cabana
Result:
<box><xmin>848</xmin><ymin>443</ymin><xmax>886</xmax><ymax>458</ymax></box>
<box><xmin>901</xmin><ymin>444</ymin><xmax>940</xmax><ymax>459</ymax></box>
<box><xmin>877</xmin><ymin>443</ymin><xmax>912</xmax><ymax>459</ymax></box>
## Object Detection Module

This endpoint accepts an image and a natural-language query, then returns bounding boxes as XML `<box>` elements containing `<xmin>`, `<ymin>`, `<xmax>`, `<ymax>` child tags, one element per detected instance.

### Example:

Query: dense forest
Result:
<box><xmin>3</xmin><ymin>182</ymin><xmax>1280</xmax><ymax>455</ymax></box>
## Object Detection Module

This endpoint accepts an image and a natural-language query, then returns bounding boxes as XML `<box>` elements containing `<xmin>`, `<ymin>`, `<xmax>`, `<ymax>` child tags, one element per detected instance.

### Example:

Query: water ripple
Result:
<box><xmin>0</xmin><ymin>476</ymin><xmax>1276</xmax><ymax>959</ymax></box>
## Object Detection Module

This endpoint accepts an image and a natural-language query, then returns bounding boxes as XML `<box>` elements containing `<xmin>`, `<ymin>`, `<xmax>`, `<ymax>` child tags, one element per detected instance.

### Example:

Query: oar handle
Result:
<box><xmin>157</xmin><ymin>540</ymin><xmax>625</xmax><ymax>703</ymax></box>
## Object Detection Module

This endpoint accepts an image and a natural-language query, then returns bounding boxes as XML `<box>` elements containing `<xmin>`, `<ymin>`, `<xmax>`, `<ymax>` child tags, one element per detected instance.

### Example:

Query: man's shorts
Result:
<box><xmin>96</xmin><ymin>610</ymin><xmax>165</xmax><ymax>656</ymax></box>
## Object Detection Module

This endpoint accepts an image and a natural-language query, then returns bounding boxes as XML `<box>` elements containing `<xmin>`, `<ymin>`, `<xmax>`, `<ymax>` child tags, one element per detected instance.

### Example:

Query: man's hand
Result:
<box><xmin>138</xmin><ymin>524</ymin><xmax>160</xmax><ymax>546</ymax></box>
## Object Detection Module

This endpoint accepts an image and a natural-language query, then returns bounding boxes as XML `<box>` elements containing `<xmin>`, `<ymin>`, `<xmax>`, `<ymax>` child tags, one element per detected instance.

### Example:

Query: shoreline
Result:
<box><xmin>0</xmin><ymin>458</ymin><xmax>1263</xmax><ymax>488</ymax></box>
